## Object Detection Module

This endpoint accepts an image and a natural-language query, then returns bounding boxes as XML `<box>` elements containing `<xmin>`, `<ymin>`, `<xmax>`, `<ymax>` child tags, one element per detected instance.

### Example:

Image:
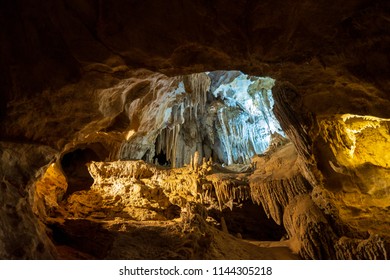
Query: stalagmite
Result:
<box><xmin>193</xmin><ymin>151</ymin><xmax>199</xmax><ymax>172</ymax></box>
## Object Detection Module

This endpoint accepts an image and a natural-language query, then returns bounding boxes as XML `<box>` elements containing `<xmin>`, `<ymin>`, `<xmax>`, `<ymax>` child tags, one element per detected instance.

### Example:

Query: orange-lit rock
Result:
<box><xmin>1</xmin><ymin>0</ymin><xmax>389</xmax><ymax>260</ymax></box>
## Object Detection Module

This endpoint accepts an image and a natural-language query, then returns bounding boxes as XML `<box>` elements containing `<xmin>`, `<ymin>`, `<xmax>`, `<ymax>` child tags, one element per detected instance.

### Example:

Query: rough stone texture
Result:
<box><xmin>0</xmin><ymin>142</ymin><xmax>58</xmax><ymax>259</ymax></box>
<box><xmin>284</xmin><ymin>193</ymin><xmax>390</xmax><ymax>260</ymax></box>
<box><xmin>34</xmin><ymin>162</ymin><xmax>68</xmax><ymax>219</ymax></box>
<box><xmin>283</xmin><ymin>195</ymin><xmax>338</xmax><ymax>259</ymax></box>
<box><xmin>250</xmin><ymin>143</ymin><xmax>312</xmax><ymax>225</ymax></box>
<box><xmin>0</xmin><ymin>0</ymin><xmax>389</xmax><ymax>259</ymax></box>
<box><xmin>67</xmin><ymin>159</ymin><xmax>253</xmax><ymax>221</ymax></box>
<box><xmin>41</xmin><ymin>158</ymin><xmax>297</xmax><ymax>259</ymax></box>
<box><xmin>335</xmin><ymin>235</ymin><xmax>389</xmax><ymax>260</ymax></box>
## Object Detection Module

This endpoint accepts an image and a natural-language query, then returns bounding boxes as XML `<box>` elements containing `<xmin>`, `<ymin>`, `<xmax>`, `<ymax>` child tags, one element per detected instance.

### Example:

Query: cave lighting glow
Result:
<box><xmin>209</xmin><ymin>72</ymin><xmax>285</xmax><ymax>164</ymax></box>
<box><xmin>119</xmin><ymin>71</ymin><xmax>286</xmax><ymax>167</ymax></box>
<box><xmin>340</xmin><ymin>114</ymin><xmax>390</xmax><ymax>159</ymax></box>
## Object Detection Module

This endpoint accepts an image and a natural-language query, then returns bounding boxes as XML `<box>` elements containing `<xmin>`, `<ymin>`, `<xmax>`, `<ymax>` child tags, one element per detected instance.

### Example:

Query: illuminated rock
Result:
<box><xmin>1</xmin><ymin>0</ymin><xmax>389</xmax><ymax>260</ymax></box>
<box><xmin>283</xmin><ymin>195</ymin><xmax>338</xmax><ymax>259</ymax></box>
<box><xmin>250</xmin><ymin>143</ymin><xmax>312</xmax><ymax>225</ymax></box>
<box><xmin>34</xmin><ymin>162</ymin><xmax>67</xmax><ymax>219</ymax></box>
<box><xmin>117</xmin><ymin>71</ymin><xmax>283</xmax><ymax>167</ymax></box>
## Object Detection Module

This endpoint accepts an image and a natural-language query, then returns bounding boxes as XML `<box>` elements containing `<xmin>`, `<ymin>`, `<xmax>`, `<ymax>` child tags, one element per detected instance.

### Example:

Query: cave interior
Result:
<box><xmin>0</xmin><ymin>0</ymin><xmax>389</xmax><ymax>260</ymax></box>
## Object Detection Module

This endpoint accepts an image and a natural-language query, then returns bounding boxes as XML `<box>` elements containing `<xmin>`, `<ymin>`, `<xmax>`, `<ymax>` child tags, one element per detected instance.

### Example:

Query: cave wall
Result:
<box><xmin>0</xmin><ymin>142</ymin><xmax>58</xmax><ymax>259</ymax></box>
<box><xmin>0</xmin><ymin>0</ymin><xmax>389</xmax><ymax>259</ymax></box>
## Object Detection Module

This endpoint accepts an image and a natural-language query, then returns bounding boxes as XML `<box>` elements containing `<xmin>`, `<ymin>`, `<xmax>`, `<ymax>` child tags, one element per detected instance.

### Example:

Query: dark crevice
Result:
<box><xmin>61</xmin><ymin>147</ymin><xmax>103</xmax><ymax>197</ymax></box>
<box><xmin>209</xmin><ymin>203</ymin><xmax>286</xmax><ymax>241</ymax></box>
<box><xmin>49</xmin><ymin>220</ymin><xmax>113</xmax><ymax>259</ymax></box>
<box><xmin>153</xmin><ymin>150</ymin><xmax>171</xmax><ymax>166</ymax></box>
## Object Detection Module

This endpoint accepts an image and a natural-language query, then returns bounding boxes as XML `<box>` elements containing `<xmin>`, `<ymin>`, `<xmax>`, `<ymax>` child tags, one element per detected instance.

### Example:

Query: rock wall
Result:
<box><xmin>0</xmin><ymin>0</ymin><xmax>389</xmax><ymax>259</ymax></box>
<box><xmin>0</xmin><ymin>142</ymin><xmax>58</xmax><ymax>259</ymax></box>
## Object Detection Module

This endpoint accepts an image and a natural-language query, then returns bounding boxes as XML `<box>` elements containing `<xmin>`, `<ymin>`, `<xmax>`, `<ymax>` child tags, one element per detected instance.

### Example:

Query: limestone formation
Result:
<box><xmin>0</xmin><ymin>0</ymin><xmax>389</xmax><ymax>260</ymax></box>
<box><xmin>250</xmin><ymin>143</ymin><xmax>312</xmax><ymax>225</ymax></box>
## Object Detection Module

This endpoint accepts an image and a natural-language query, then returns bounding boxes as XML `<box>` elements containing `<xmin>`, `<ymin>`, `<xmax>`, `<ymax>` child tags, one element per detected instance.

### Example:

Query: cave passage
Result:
<box><xmin>121</xmin><ymin>71</ymin><xmax>286</xmax><ymax>168</ymax></box>
<box><xmin>2</xmin><ymin>0</ymin><xmax>390</xmax><ymax>261</ymax></box>
<box><xmin>35</xmin><ymin>70</ymin><xmax>293</xmax><ymax>259</ymax></box>
<box><xmin>217</xmin><ymin>203</ymin><xmax>286</xmax><ymax>241</ymax></box>
<box><xmin>61</xmin><ymin>144</ymin><xmax>109</xmax><ymax>197</ymax></box>
<box><xmin>152</xmin><ymin>143</ymin><xmax>171</xmax><ymax>166</ymax></box>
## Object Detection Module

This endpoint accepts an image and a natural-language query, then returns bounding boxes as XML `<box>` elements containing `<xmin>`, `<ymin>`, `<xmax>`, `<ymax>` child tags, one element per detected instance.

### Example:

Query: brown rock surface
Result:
<box><xmin>0</xmin><ymin>0</ymin><xmax>389</xmax><ymax>259</ymax></box>
<box><xmin>250</xmin><ymin>142</ymin><xmax>312</xmax><ymax>225</ymax></box>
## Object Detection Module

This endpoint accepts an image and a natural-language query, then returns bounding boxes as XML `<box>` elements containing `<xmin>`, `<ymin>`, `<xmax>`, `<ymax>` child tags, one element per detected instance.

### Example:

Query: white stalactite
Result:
<box><xmin>120</xmin><ymin>71</ymin><xmax>284</xmax><ymax>168</ymax></box>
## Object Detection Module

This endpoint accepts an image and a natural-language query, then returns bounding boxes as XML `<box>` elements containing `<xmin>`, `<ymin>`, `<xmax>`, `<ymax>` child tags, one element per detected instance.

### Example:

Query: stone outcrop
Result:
<box><xmin>283</xmin><ymin>192</ymin><xmax>390</xmax><ymax>260</ymax></box>
<box><xmin>283</xmin><ymin>195</ymin><xmax>337</xmax><ymax>259</ymax></box>
<box><xmin>250</xmin><ymin>143</ymin><xmax>312</xmax><ymax>225</ymax></box>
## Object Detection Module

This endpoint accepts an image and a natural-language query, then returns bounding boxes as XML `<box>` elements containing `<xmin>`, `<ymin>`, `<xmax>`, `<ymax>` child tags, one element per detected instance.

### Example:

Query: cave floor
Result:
<box><xmin>49</xmin><ymin>217</ymin><xmax>299</xmax><ymax>260</ymax></box>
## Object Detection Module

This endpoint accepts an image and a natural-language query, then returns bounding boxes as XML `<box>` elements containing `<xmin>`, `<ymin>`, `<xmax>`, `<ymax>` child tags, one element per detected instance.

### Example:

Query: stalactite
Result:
<box><xmin>207</xmin><ymin>174</ymin><xmax>251</xmax><ymax>210</ymax></box>
<box><xmin>212</xmin><ymin>74</ymin><xmax>282</xmax><ymax>165</ymax></box>
<box><xmin>250</xmin><ymin>174</ymin><xmax>312</xmax><ymax>225</ymax></box>
<box><xmin>185</xmin><ymin>73</ymin><xmax>210</xmax><ymax>117</ymax></box>
<box><xmin>217</xmin><ymin>108</ymin><xmax>233</xmax><ymax>165</ymax></box>
<box><xmin>142</xmin><ymin>73</ymin><xmax>212</xmax><ymax>168</ymax></box>
<box><xmin>120</xmin><ymin>72</ymin><xmax>283</xmax><ymax>168</ymax></box>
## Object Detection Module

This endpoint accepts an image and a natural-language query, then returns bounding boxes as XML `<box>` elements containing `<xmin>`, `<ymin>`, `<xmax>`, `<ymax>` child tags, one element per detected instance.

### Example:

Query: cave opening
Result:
<box><xmin>60</xmin><ymin>144</ymin><xmax>109</xmax><ymax>197</ymax></box>
<box><xmin>210</xmin><ymin>203</ymin><xmax>287</xmax><ymax>241</ymax></box>
<box><xmin>32</xmin><ymin>69</ymin><xmax>294</xmax><ymax>258</ymax></box>
<box><xmin>153</xmin><ymin>139</ymin><xmax>171</xmax><ymax>166</ymax></box>
<box><xmin>225</xmin><ymin>204</ymin><xmax>286</xmax><ymax>241</ymax></box>
<box><xmin>121</xmin><ymin>70</ymin><xmax>286</xmax><ymax>168</ymax></box>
